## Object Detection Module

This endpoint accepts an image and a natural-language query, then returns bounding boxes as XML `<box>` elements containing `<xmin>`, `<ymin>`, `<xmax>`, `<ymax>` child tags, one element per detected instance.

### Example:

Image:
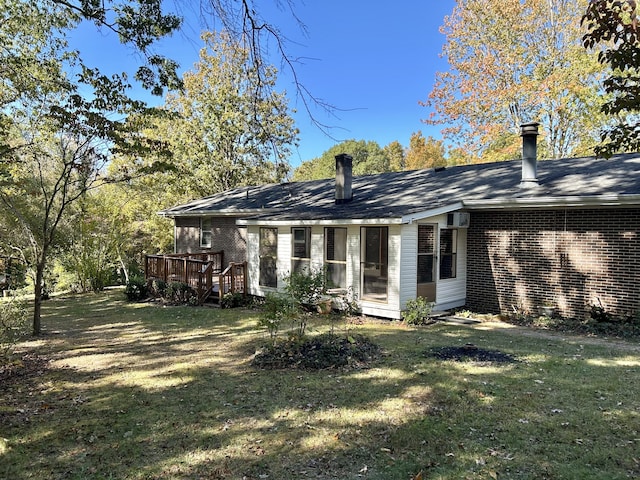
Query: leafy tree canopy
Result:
<box><xmin>405</xmin><ymin>131</ymin><xmax>447</xmax><ymax>170</ymax></box>
<box><xmin>583</xmin><ymin>0</ymin><xmax>640</xmax><ymax>156</ymax></box>
<box><xmin>292</xmin><ymin>140</ymin><xmax>391</xmax><ymax>181</ymax></box>
<box><xmin>425</xmin><ymin>0</ymin><xmax>606</xmax><ymax>162</ymax></box>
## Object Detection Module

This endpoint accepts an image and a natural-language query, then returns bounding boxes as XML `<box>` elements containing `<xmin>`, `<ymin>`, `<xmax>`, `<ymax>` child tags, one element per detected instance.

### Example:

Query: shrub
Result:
<box><xmin>124</xmin><ymin>275</ymin><xmax>148</xmax><ymax>301</ymax></box>
<box><xmin>149</xmin><ymin>279</ymin><xmax>167</xmax><ymax>298</ymax></box>
<box><xmin>164</xmin><ymin>282</ymin><xmax>194</xmax><ymax>304</ymax></box>
<box><xmin>402</xmin><ymin>296</ymin><xmax>434</xmax><ymax>325</ymax></box>
<box><xmin>258</xmin><ymin>293</ymin><xmax>297</xmax><ymax>342</ymax></box>
<box><xmin>284</xmin><ymin>268</ymin><xmax>327</xmax><ymax>310</ymax></box>
<box><xmin>221</xmin><ymin>292</ymin><xmax>245</xmax><ymax>309</ymax></box>
<box><xmin>0</xmin><ymin>297</ymin><xmax>30</xmax><ymax>360</ymax></box>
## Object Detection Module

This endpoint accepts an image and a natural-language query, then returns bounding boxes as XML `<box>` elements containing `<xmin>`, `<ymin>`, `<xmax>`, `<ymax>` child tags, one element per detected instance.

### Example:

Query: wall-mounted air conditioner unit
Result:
<box><xmin>447</xmin><ymin>212</ymin><xmax>470</xmax><ymax>228</ymax></box>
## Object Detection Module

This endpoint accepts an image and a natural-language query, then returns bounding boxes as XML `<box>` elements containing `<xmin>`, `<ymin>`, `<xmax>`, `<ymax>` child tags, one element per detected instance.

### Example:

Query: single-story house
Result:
<box><xmin>157</xmin><ymin>123</ymin><xmax>640</xmax><ymax>319</ymax></box>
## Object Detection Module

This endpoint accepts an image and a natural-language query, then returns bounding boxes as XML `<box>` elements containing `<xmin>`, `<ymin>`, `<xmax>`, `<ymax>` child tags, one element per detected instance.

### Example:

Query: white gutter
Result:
<box><xmin>237</xmin><ymin>217</ymin><xmax>404</xmax><ymax>226</ymax></box>
<box><xmin>462</xmin><ymin>194</ymin><xmax>640</xmax><ymax>210</ymax></box>
<box><xmin>157</xmin><ymin>209</ymin><xmax>276</xmax><ymax>218</ymax></box>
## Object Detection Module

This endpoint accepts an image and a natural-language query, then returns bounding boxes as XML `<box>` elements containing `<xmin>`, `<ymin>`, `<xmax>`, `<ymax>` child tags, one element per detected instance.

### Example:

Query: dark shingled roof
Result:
<box><xmin>159</xmin><ymin>154</ymin><xmax>640</xmax><ymax>221</ymax></box>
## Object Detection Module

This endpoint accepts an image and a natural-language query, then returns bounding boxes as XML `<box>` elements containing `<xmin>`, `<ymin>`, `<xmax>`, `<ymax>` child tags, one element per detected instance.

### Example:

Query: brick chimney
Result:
<box><xmin>335</xmin><ymin>153</ymin><xmax>353</xmax><ymax>204</ymax></box>
<box><xmin>520</xmin><ymin>122</ymin><xmax>540</xmax><ymax>188</ymax></box>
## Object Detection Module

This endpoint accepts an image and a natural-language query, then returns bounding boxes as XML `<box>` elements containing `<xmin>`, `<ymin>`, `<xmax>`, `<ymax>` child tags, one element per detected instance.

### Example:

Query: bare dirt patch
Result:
<box><xmin>425</xmin><ymin>343</ymin><xmax>519</xmax><ymax>364</ymax></box>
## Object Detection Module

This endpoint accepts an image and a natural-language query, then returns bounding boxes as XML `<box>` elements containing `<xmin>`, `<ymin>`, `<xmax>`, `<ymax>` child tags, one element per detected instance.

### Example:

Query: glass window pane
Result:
<box><xmin>439</xmin><ymin>229</ymin><xmax>457</xmax><ymax>280</ymax></box>
<box><xmin>292</xmin><ymin>228</ymin><xmax>310</xmax><ymax>259</ymax></box>
<box><xmin>326</xmin><ymin>228</ymin><xmax>347</xmax><ymax>261</ymax></box>
<box><xmin>417</xmin><ymin>255</ymin><xmax>434</xmax><ymax>283</ymax></box>
<box><xmin>260</xmin><ymin>228</ymin><xmax>278</xmax><ymax>287</ymax></box>
<box><xmin>418</xmin><ymin>225</ymin><xmax>434</xmax><ymax>254</ymax></box>
<box><xmin>292</xmin><ymin>259</ymin><xmax>310</xmax><ymax>274</ymax></box>
<box><xmin>326</xmin><ymin>263</ymin><xmax>346</xmax><ymax>289</ymax></box>
<box><xmin>361</xmin><ymin>227</ymin><xmax>388</xmax><ymax>301</ymax></box>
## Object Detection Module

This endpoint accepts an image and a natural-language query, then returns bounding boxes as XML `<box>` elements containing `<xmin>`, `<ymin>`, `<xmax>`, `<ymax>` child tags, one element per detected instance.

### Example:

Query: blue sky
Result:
<box><xmin>69</xmin><ymin>1</ymin><xmax>456</xmax><ymax>167</ymax></box>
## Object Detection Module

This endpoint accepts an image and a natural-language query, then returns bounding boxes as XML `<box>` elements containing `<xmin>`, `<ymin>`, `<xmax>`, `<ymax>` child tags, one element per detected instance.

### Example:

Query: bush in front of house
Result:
<box><xmin>283</xmin><ymin>268</ymin><xmax>327</xmax><ymax>311</ymax></box>
<box><xmin>257</xmin><ymin>292</ymin><xmax>297</xmax><ymax>342</ymax></box>
<box><xmin>402</xmin><ymin>296</ymin><xmax>434</xmax><ymax>325</ymax></box>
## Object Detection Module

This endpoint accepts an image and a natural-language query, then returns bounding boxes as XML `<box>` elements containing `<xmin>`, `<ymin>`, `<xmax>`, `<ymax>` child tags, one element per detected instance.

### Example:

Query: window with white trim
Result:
<box><xmin>325</xmin><ymin>227</ymin><xmax>347</xmax><ymax>289</ymax></box>
<box><xmin>361</xmin><ymin>226</ymin><xmax>388</xmax><ymax>302</ymax></box>
<box><xmin>291</xmin><ymin>227</ymin><xmax>311</xmax><ymax>274</ymax></box>
<box><xmin>259</xmin><ymin>227</ymin><xmax>278</xmax><ymax>287</ymax></box>
<box><xmin>200</xmin><ymin>217</ymin><xmax>212</xmax><ymax>248</ymax></box>
<box><xmin>439</xmin><ymin>229</ymin><xmax>457</xmax><ymax>279</ymax></box>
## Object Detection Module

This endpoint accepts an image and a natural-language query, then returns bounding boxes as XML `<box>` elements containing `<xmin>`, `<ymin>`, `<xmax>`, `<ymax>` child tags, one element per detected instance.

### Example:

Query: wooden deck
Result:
<box><xmin>144</xmin><ymin>251</ymin><xmax>247</xmax><ymax>304</ymax></box>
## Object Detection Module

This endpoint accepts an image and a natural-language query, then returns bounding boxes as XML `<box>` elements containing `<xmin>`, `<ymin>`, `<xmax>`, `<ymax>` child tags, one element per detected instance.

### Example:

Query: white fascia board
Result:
<box><xmin>401</xmin><ymin>202</ymin><xmax>465</xmax><ymax>224</ymax></box>
<box><xmin>237</xmin><ymin>217</ymin><xmax>404</xmax><ymax>226</ymax></box>
<box><xmin>157</xmin><ymin>209</ymin><xmax>275</xmax><ymax>218</ymax></box>
<box><xmin>462</xmin><ymin>194</ymin><xmax>640</xmax><ymax>210</ymax></box>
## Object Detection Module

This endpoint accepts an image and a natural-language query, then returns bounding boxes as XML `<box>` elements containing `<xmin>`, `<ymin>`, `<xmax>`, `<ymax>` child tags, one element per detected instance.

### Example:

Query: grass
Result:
<box><xmin>1</xmin><ymin>289</ymin><xmax>639</xmax><ymax>479</ymax></box>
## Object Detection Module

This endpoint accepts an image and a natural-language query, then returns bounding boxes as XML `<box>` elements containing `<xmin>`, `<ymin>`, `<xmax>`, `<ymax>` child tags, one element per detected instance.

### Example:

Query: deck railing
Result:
<box><xmin>144</xmin><ymin>251</ymin><xmax>247</xmax><ymax>304</ymax></box>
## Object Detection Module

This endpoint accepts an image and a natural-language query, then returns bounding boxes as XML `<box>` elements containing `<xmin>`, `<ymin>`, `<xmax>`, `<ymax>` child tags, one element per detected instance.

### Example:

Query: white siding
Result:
<box><xmin>436</xmin><ymin>226</ymin><xmax>467</xmax><ymax>310</ymax></box>
<box><xmin>246</xmin><ymin>225</ymin><xmax>260</xmax><ymax>295</ymax></box>
<box><xmin>246</xmin><ymin>216</ymin><xmax>468</xmax><ymax>318</ymax></box>
<box><xmin>399</xmin><ymin>223</ymin><xmax>418</xmax><ymax>310</ymax></box>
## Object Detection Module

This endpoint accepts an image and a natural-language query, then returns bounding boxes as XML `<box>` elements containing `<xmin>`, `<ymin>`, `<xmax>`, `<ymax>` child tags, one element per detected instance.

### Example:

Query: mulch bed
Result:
<box><xmin>252</xmin><ymin>333</ymin><xmax>381</xmax><ymax>370</ymax></box>
<box><xmin>425</xmin><ymin>344</ymin><xmax>518</xmax><ymax>364</ymax></box>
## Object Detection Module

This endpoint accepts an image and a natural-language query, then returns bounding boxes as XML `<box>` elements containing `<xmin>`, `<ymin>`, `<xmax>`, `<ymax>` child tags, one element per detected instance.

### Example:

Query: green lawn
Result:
<box><xmin>1</xmin><ymin>289</ymin><xmax>639</xmax><ymax>479</ymax></box>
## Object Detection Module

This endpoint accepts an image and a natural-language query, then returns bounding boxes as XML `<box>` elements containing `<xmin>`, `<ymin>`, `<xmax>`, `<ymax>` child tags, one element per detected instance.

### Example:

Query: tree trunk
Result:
<box><xmin>32</xmin><ymin>262</ymin><xmax>44</xmax><ymax>336</ymax></box>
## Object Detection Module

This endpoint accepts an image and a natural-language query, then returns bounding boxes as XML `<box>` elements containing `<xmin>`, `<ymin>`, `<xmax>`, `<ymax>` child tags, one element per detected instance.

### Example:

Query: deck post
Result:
<box><xmin>243</xmin><ymin>261</ymin><xmax>248</xmax><ymax>295</ymax></box>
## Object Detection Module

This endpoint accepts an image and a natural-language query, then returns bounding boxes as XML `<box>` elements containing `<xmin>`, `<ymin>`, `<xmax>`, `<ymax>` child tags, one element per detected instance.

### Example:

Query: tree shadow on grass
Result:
<box><xmin>2</xmin><ymin>290</ymin><xmax>639</xmax><ymax>479</ymax></box>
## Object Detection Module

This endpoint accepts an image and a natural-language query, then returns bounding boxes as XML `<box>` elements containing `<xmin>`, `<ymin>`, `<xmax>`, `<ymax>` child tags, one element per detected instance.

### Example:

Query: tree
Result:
<box><xmin>0</xmin><ymin>0</ymin><xmax>312</xmax><ymax>335</ymax></box>
<box><xmin>405</xmin><ymin>131</ymin><xmax>447</xmax><ymax>170</ymax></box>
<box><xmin>162</xmin><ymin>31</ymin><xmax>297</xmax><ymax>197</ymax></box>
<box><xmin>583</xmin><ymin>0</ymin><xmax>640</xmax><ymax>156</ymax></box>
<box><xmin>0</xmin><ymin>1</ymin><xmax>178</xmax><ymax>335</ymax></box>
<box><xmin>384</xmin><ymin>141</ymin><xmax>406</xmax><ymax>172</ymax></box>
<box><xmin>109</xmin><ymin>30</ymin><xmax>299</xmax><ymax>245</ymax></box>
<box><xmin>292</xmin><ymin>140</ymin><xmax>390</xmax><ymax>181</ymax></box>
<box><xmin>424</xmin><ymin>0</ymin><xmax>606</xmax><ymax>162</ymax></box>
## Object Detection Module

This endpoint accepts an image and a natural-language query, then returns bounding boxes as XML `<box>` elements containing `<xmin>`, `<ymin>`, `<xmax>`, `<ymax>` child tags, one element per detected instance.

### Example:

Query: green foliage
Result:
<box><xmin>258</xmin><ymin>293</ymin><xmax>297</xmax><ymax>342</ymax></box>
<box><xmin>583</xmin><ymin>0</ymin><xmax>640</xmax><ymax>156</ymax></box>
<box><xmin>0</xmin><ymin>296</ymin><xmax>30</xmax><ymax>359</ymax></box>
<box><xmin>284</xmin><ymin>268</ymin><xmax>327</xmax><ymax>309</ymax></box>
<box><xmin>124</xmin><ymin>275</ymin><xmax>148</xmax><ymax>301</ymax></box>
<box><xmin>164</xmin><ymin>282</ymin><xmax>194</xmax><ymax>305</ymax></box>
<box><xmin>220</xmin><ymin>291</ymin><xmax>246</xmax><ymax>309</ymax></box>
<box><xmin>149</xmin><ymin>279</ymin><xmax>167</xmax><ymax>298</ymax></box>
<box><xmin>292</xmin><ymin>139</ymin><xmax>392</xmax><ymax>181</ymax></box>
<box><xmin>402</xmin><ymin>296</ymin><xmax>434</xmax><ymax>325</ymax></box>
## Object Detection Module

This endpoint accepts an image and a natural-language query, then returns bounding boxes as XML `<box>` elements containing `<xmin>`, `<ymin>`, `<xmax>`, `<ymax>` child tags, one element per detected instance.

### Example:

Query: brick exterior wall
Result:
<box><xmin>175</xmin><ymin>216</ymin><xmax>247</xmax><ymax>264</ymax></box>
<box><xmin>466</xmin><ymin>208</ymin><xmax>640</xmax><ymax>319</ymax></box>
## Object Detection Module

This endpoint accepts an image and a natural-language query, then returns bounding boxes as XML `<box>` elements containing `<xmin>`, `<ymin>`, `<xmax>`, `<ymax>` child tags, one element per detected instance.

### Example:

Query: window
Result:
<box><xmin>259</xmin><ymin>227</ymin><xmax>278</xmax><ymax>287</ymax></box>
<box><xmin>439</xmin><ymin>229</ymin><xmax>457</xmax><ymax>279</ymax></box>
<box><xmin>200</xmin><ymin>217</ymin><xmax>212</xmax><ymax>248</ymax></box>
<box><xmin>291</xmin><ymin>227</ymin><xmax>311</xmax><ymax>274</ymax></box>
<box><xmin>417</xmin><ymin>225</ymin><xmax>435</xmax><ymax>283</ymax></box>
<box><xmin>361</xmin><ymin>226</ymin><xmax>388</xmax><ymax>302</ymax></box>
<box><xmin>325</xmin><ymin>227</ymin><xmax>347</xmax><ymax>289</ymax></box>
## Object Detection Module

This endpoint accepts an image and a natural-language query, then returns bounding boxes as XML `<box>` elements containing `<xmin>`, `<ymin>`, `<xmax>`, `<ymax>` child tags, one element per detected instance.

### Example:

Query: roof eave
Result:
<box><xmin>157</xmin><ymin>208</ymin><xmax>278</xmax><ymax>218</ymax></box>
<box><xmin>462</xmin><ymin>194</ymin><xmax>640</xmax><ymax>210</ymax></box>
